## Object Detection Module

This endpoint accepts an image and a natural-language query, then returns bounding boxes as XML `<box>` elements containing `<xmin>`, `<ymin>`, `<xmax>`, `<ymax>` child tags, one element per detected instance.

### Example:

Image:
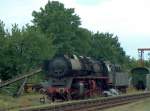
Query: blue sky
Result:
<box><xmin>1</xmin><ymin>0</ymin><xmax>150</xmax><ymax>59</ymax></box>
<box><xmin>76</xmin><ymin>0</ymin><xmax>100</xmax><ymax>5</ymax></box>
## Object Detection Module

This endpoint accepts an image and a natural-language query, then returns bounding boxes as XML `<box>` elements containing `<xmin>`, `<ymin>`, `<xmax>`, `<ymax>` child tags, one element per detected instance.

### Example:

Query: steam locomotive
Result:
<box><xmin>43</xmin><ymin>54</ymin><xmax>128</xmax><ymax>100</ymax></box>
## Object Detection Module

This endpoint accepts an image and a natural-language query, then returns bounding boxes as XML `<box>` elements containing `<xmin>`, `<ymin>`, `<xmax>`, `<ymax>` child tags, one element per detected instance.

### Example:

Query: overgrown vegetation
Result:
<box><xmin>0</xmin><ymin>93</ymin><xmax>45</xmax><ymax>110</ymax></box>
<box><xmin>0</xmin><ymin>1</ymin><xmax>141</xmax><ymax>80</ymax></box>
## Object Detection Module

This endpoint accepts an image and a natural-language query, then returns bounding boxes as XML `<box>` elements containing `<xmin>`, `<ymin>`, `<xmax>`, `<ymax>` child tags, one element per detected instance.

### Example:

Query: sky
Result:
<box><xmin>1</xmin><ymin>0</ymin><xmax>150</xmax><ymax>59</ymax></box>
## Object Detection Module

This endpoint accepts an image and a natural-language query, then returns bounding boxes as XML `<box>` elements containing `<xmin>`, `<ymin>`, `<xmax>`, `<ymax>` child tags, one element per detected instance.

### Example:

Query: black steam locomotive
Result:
<box><xmin>43</xmin><ymin>54</ymin><xmax>128</xmax><ymax>100</ymax></box>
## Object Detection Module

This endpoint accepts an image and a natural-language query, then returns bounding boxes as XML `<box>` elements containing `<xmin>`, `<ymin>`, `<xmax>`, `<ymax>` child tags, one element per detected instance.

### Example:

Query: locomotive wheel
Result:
<box><xmin>66</xmin><ymin>93</ymin><xmax>72</xmax><ymax>100</ymax></box>
<box><xmin>47</xmin><ymin>94</ymin><xmax>55</xmax><ymax>102</ymax></box>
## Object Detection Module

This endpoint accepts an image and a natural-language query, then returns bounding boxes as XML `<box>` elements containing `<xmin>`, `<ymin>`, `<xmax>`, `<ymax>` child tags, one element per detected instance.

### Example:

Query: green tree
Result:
<box><xmin>73</xmin><ymin>28</ymin><xmax>92</xmax><ymax>55</ymax></box>
<box><xmin>32</xmin><ymin>1</ymin><xmax>81</xmax><ymax>55</ymax></box>
<box><xmin>0</xmin><ymin>20</ymin><xmax>5</xmax><ymax>37</ymax></box>
<box><xmin>89</xmin><ymin>32</ymin><xmax>129</xmax><ymax>65</ymax></box>
<box><xmin>0</xmin><ymin>24</ymin><xmax>54</xmax><ymax>80</ymax></box>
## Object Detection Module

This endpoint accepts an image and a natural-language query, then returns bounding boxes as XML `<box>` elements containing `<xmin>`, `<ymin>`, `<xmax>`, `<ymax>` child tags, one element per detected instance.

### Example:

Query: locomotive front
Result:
<box><xmin>47</xmin><ymin>55</ymin><xmax>71</xmax><ymax>78</ymax></box>
<box><xmin>44</xmin><ymin>54</ymin><xmax>85</xmax><ymax>78</ymax></box>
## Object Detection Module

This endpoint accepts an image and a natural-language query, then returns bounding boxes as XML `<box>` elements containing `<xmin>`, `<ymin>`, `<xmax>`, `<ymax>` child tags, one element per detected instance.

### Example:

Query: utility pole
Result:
<box><xmin>138</xmin><ymin>48</ymin><xmax>150</xmax><ymax>67</ymax></box>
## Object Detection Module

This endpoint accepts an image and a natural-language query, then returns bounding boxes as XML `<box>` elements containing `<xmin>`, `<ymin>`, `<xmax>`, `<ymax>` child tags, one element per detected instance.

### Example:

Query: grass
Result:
<box><xmin>0</xmin><ymin>93</ymin><xmax>48</xmax><ymax>111</ymax></box>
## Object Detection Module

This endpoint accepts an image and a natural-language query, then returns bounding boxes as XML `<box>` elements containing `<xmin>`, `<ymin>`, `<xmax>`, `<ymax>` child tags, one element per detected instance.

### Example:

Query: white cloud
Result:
<box><xmin>73</xmin><ymin>0</ymin><xmax>150</xmax><ymax>58</ymax></box>
<box><xmin>74</xmin><ymin>0</ymin><xmax>150</xmax><ymax>33</ymax></box>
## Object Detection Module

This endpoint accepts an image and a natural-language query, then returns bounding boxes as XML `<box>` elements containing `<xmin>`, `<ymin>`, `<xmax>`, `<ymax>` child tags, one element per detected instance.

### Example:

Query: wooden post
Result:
<box><xmin>16</xmin><ymin>77</ymin><xmax>28</xmax><ymax>97</ymax></box>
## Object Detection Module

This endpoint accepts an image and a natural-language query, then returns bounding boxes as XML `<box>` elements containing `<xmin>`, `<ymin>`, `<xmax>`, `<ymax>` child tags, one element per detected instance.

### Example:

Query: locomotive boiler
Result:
<box><xmin>43</xmin><ymin>54</ymin><xmax>128</xmax><ymax>100</ymax></box>
<box><xmin>44</xmin><ymin>54</ymin><xmax>108</xmax><ymax>78</ymax></box>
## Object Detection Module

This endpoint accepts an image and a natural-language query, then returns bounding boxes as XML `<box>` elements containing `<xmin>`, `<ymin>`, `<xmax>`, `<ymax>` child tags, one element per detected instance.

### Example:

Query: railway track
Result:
<box><xmin>20</xmin><ymin>92</ymin><xmax>150</xmax><ymax>111</ymax></box>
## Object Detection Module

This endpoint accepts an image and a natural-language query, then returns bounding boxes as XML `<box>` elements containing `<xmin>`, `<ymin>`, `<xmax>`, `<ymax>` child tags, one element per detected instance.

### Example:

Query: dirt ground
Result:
<box><xmin>102</xmin><ymin>98</ymin><xmax>150</xmax><ymax>111</ymax></box>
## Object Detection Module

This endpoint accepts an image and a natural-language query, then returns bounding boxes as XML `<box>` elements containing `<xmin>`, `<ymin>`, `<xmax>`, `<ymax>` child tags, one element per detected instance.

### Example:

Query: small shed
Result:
<box><xmin>131</xmin><ymin>67</ymin><xmax>150</xmax><ymax>90</ymax></box>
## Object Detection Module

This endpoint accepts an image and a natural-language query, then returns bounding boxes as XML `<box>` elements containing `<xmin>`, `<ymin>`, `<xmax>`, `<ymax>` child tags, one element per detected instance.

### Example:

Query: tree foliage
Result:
<box><xmin>0</xmin><ymin>24</ymin><xmax>54</xmax><ymax>80</ymax></box>
<box><xmin>0</xmin><ymin>1</ymin><xmax>133</xmax><ymax>80</ymax></box>
<box><xmin>89</xmin><ymin>32</ymin><xmax>128</xmax><ymax>63</ymax></box>
<box><xmin>32</xmin><ymin>1</ymin><xmax>81</xmax><ymax>55</ymax></box>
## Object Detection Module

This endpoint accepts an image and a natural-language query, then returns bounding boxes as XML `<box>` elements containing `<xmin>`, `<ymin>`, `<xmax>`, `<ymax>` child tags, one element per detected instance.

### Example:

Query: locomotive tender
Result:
<box><xmin>43</xmin><ymin>54</ymin><xmax>128</xmax><ymax>100</ymax></box>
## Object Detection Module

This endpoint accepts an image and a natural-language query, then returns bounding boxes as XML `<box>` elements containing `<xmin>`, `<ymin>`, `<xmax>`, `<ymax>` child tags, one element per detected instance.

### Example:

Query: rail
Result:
<box><xmin>20</xmin><ymin>92</ymin><xmax>150</xmax><ymax>111</ymax></box>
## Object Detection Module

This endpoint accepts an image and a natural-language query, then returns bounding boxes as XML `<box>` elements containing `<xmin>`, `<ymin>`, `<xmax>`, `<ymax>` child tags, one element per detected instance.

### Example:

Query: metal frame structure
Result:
<box><xmin>138</xmin><ymin>48</ymin><xmax>150</xmax><ymax>66</ymax></box>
